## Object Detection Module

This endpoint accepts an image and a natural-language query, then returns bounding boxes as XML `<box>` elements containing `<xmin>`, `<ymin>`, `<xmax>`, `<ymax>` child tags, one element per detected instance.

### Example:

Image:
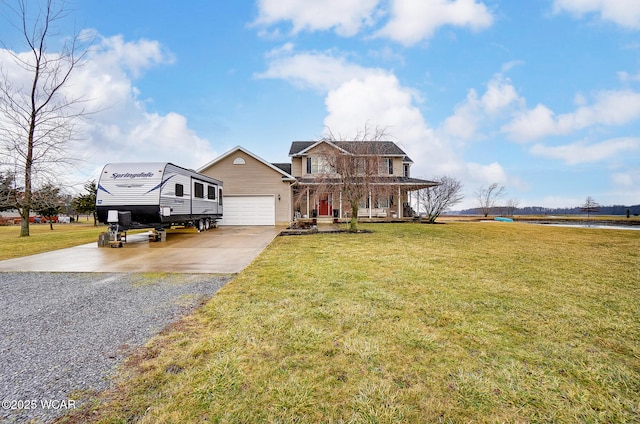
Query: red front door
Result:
<box><xmin>318</xmin><ymin>193</ymin><xmax>331</xmax><ymax>216</ymax></box>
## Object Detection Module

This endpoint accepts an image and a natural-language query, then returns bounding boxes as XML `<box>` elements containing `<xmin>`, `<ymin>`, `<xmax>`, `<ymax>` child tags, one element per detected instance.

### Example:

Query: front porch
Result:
<box><xmin>293</xmin><ymin>188</ymin><xmax>428</xmax><ymax>222</ymax></box>
<box><xmin>292</xmin><ymin>186</ymin><xmax>423</xmax><ymax>222</ymax></box>
<box><xmin>291</xmin><ymin>175</ymin><xmax>438</xmax><ymax>224</ymax></box>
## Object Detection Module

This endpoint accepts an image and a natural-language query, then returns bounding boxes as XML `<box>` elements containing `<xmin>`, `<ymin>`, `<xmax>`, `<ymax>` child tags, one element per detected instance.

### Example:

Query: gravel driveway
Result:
<box><xmin>0</xmin><ymin>272</ymin><xmax>231</xmax><ymax>423</ymax></box>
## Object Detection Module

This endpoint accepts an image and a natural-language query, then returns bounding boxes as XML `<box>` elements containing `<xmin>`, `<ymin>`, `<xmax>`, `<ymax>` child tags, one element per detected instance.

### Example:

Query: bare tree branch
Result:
<box><xmin>475</xmin><ymin>183</ymin><xmax>506</xmax><ymax>218</ymax></box>
<box><xmin>505</xmin><ymin>198</ymin><xmax>520</xmax><ymax>217</ymax></box>
<box><xmin>581</xmin><ymin>196</ymin><xmax>599</xmax><ymax>218</ymax></box>
<box><xmin>417</xmin><ymin>176</ymin><xmax>463</xmax><ymax>223</ymax></box>
<box><xmin>0</xmin><ymin>0</ymin><xmax>92</xmax><ymax>236</ymax></box>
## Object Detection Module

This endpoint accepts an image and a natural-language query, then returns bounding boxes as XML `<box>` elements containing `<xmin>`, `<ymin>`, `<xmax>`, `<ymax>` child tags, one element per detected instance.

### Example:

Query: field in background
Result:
<box><xmin>62</xmin><ymin>222</ymin><xmax>640</xmax><ymax>423</ymax></box>
<box><xmin>439</xmin><ymin>214</ymin><xmax>640</xmax><ymax>223</ymax></box>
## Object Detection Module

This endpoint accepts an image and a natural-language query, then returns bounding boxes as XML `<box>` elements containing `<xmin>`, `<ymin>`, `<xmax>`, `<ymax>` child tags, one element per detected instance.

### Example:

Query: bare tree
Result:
<box><xmin>416</xmin><ymin>175</ymin><xmax>463</xmax><ymax>224</ymax></box>
<box><xmin>505</xmin><ymin>198</ymin><xmax>520</xmax><ymax>217</ymax></box>
<box><xmin>0</xmin><ymin>0</ymin><xmax>91</xmax><ymax>236</ymax></box>
<box><xmin>295</xmin><ymin>125</ymin><xmax>393</xmax><ymax>232</ymax></box>
<box><xmin>476</xmin><ymin>183</ymin><xmax>505</xmax><ymax>217</ymax></box>
<box><xmin>581</xmin><ymin>196</ymin><xmax>599</xmax><ymax>218</ymax></box>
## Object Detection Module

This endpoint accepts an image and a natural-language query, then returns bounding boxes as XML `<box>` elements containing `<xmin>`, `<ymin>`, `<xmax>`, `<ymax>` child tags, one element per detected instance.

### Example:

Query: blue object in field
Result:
<box><xmin>495</xmin><ymin>217</ymin><xmax>513</xmax><ymax>222</ymax></box>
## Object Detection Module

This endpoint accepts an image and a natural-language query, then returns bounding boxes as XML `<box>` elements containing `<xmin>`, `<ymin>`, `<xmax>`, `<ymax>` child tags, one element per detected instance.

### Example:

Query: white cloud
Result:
<box><xmin>377</xmin><ymin>0</ymin><xmax>494</xmax><ymax>45</ymax></box>
<box><xmin>72</xmin><ymin>40</ymin><xmax>217</xmax><ymax>174</ymax></box>
<box><xmin>95</xmin><ymin>34</ymin><xmax>175</xmax><ymax>78</ymax></box>
<box><xmin>611</xmin><ymin>171</ymin><xmax>635</xmax><ymax>187</ymax></box>
<box><xmin>553</xmin><ymin>0</ymin><xmax>640</xmax><ymax>29</ymax></box>
<box><xmin>618</xmin><ymin>71</ymin><xmax>640</xmax><ymax>82</ymax></box>
<box><xmin>503</xmin><ymin>90</ymin><xmax>640</xmax><ymax>142</ymax></box>
<box><xmin>253</xmin><ymin>0</ymin><xmax>379</xmax><ymax>36</ymax></box>
<box><xmin>256</xmin><ymin>47</ymin><xmax>521</xmax><ymax>209</ymax></box>
<box><xmin>481</xmin><ymin>76</ymin><xmax>521</xmax><ymax>114</ymax></box>
<box><xmin>530</xmin><ymin>137</ymin><xmax>640</xmax><ymax>164</ymax></box>
<box><xmin>466</xmin><ymin>162</ymin><xmax>509</xmax><ymax>185</ymax></box>
<box><xmin>538</xmin><ymin>195</ymin><xmax>586</xmax><ymax>209</ymax></box>
<box><xmin>502</xmin><ymin>104</ymin><xmax>558</xmax><ymax>141</ymax></box>
<box><xmin>321</xmin><ymin>71</ymin><xmax>518</xmax><ymax>199</ymax></box>
<box><xmin>322</xmin><ymin>73</ymin><xmax>457</xmax><ymax>174</ymax></box>
<box><xmin>609</xmin><ymin>168</ymin><xmax>640</xmax><ymax>205</ymax></box>
<box><xmin>441</xmin><ymin>73</ymin><xmax>522</xmax><ymax>140</ymax></box>
<box><xmin>0</xmin><ymin>33</ymin><xmax>216</xmax><ymax>187</ymax></box>
<box><xmin>255</xmin><ymin>45</ymin><xmax>385</xmax><ymax>91</ymax></box>
<box><xmin>253</xmin><ymin>0</ymin><xmax>494</xmax><ymax>44</ymax></box>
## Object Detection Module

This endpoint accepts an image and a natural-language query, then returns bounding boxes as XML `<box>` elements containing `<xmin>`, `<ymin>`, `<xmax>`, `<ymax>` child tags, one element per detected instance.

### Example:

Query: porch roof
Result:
<box><xmin>293</xmin><ymin>176</ymin><xmax>438</xmax><ymax>189</ymax></box>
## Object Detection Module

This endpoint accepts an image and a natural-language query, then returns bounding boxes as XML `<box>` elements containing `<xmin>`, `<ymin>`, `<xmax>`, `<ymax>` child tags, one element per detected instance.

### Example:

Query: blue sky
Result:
<box><xmin>1</xmin><ymin>0</ymin><xmax>639</xmax><ymax>209</ymax></box>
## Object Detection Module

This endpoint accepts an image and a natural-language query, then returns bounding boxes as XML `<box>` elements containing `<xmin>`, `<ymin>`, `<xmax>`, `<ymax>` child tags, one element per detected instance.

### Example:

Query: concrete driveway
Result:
<box><xmin>0</xmin><ymin>226</ymin><xmax>282</xmax><ymax>274</ymax></box>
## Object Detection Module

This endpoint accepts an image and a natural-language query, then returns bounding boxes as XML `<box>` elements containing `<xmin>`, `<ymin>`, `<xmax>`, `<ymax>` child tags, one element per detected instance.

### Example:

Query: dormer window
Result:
<box><xmin>403</xmin><ymin>164</ymin><xmax>410</xmax><ymax>177</ymax></box>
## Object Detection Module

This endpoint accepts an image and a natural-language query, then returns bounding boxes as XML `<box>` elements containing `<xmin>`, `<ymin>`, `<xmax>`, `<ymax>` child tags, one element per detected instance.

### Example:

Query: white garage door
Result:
<box><xmin>221</xmin><ymin>195</ymin><xmax>275</xmax><ymax>226</ymax></box>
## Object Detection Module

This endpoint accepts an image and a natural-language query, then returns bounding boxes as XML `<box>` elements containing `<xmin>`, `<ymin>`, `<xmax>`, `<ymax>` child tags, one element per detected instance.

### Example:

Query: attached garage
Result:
<box><xmin>220</xmin><ymin>195</ymin><xmax>275</xmax><ymax>226</ymax></box>
<box><xmin>198</xmin><ymin>146</ymin><xmax>295</xmax><ymax>226</ymax></box>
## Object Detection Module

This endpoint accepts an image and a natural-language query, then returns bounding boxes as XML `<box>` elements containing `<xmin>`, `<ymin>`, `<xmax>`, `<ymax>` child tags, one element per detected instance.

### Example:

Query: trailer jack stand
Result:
<box><xmin>148</xmin><ymin>229</ymin><xmax>166</xmax><ymax>242</ymax></box>
<box><xmin>108</xmin><ymin>224</ymin><xmax>126</xmax><ymax>248</ymax></box>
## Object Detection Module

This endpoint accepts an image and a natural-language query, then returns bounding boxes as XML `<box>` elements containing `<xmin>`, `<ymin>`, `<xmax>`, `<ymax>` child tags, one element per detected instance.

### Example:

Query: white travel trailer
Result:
<box><xmin>96</xmin><ymin>162</ymin><xmax>223</xmax><ymax>232</ymax></box>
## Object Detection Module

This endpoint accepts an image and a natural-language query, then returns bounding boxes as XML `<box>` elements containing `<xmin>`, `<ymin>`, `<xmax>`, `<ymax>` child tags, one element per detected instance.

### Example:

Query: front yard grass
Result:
<box><xmin>0</xmin><ymin>220</ymin><xmax>105</xmax><ymax>260</ymax></box>
<box><xmin>64</xmin><ymin>222</ymin><xmax>639</xmax><ymax>423</ymax></box>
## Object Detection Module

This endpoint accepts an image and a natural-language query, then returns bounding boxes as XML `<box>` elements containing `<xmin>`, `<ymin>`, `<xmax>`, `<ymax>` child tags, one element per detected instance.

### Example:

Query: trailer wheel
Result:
<box><xmin>197</xmin><ymin>219</ymin><xmax>205</xmax><ymax>232</ymax></box>
<box><xmin>204</xmin><ymin>218</ymin><xmax>211</xmax><ymax>231</ymax></box>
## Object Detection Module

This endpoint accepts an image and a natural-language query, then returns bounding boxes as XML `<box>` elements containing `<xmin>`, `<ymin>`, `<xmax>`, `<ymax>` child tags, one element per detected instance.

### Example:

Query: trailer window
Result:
<box><xmin>208</xmin><ymin>185</ymin><xmax>216</xmax><ymax>200</ymax></box>
<box><xmin>175</xmin><ymin>183</ymin><xmax>184</xmax><ymax>197</ymax></box>
<box><xmin>218</xmin><ymin>188</ymin><xmax>223</xmax><ymax>206</ymax></box>
<box><xmin>194</xmin><ymin>182</ymin><xmax>204</xmax><ymax>198</ymax></box>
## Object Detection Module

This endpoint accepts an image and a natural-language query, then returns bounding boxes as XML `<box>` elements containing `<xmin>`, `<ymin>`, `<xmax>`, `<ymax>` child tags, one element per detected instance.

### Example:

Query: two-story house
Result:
<box><xmin>198</xmin><ymin>141</ymin><xmax>436</xmax><ymax>225</ymax></box>
<box><xmin>288</xmin><ymin>140</ymin><xmax>437</xmax><ymax>220</ymax></box>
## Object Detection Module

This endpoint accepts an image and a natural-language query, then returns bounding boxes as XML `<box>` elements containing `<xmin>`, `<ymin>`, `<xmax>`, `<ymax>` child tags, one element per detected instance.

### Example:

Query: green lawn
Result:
<box><xmin>0</xmin><ymin>219</ymin><xmax>105</xmax><ymax>260</ymax></box>
<box><xmin>60</xmin><ymin>222</ymin><xmax>640</xmax><ymax>423</ymax></box>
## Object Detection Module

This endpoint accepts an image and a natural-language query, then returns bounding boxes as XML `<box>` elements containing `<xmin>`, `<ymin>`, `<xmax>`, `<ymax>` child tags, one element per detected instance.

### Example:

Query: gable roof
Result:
<box><xmin>289</xmin><ymin>140</ymin><xmax>408</xmax><ymax>157</ymax></box>
<box><xmin>198</xmin><ymin>146</ymin><xmax>296</xmax><ymax>181</ymax></box>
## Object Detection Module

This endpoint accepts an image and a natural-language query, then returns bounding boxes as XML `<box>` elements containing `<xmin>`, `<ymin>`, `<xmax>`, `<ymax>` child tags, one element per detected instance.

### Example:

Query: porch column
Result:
<box><xmin>306</xmin><ymin>188</ymin><xmax>310</xmax><ymax>218</ymax></box>
<box><xmin>339</xmin><ymin>191</ymin><xmax>342</xmax><ymax>218</ymax></box>
<box><xmin>398</xmin><ymin>186</ymin><xmax>401</xmax><ymax>218</ymax></box>
<box><xmin>368</xmin><ymin>191</ymin><xmax>372</xmax><ymax>218</ymax></box>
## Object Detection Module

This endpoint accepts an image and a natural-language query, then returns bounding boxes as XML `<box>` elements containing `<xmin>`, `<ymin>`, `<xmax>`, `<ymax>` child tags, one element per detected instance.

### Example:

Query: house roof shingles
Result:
<box><xmin>271</xmin><ymin>163</ymin><xmax>292</xmax><ymax>175</ymax></box>
<box><xmin>289</xmin><ymin>140</ymin><xmax>408</xmax><ymax>157</ymax></box>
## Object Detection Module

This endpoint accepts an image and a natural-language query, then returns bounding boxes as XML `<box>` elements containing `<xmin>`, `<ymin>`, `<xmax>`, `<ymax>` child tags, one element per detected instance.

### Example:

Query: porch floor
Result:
<box><xmin>295</xmin><ymin>216</ymin><xmax>418</xmax><ymax>226</ymax></box>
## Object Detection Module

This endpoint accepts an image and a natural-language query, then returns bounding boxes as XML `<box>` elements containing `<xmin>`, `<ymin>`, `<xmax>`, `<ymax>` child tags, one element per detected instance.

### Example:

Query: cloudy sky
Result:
<box><xmin>1</xmin><ymin>0</ymin><xmax>639</xmax><ymax>209</ymax></box>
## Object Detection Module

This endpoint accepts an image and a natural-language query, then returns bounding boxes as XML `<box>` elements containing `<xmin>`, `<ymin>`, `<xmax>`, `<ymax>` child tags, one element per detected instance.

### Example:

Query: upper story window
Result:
<box><xmin>379</xmin><ymin>158</ymin><xmax>393</xmax><ymax>175</ymax></box>
<box><xmin>306</xmin><ymin>157</ymin><xmax>331</xmax><ymax>174</ymax></box>
<box><xmin>403</xmin><ymin>164</ymin><xmax>410</xmax><ymax>177</ymax></box>
<box><xmin>233</xmin><ymin>157</ymin><xmax>245</xmax><ymax>165</ymax></box>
